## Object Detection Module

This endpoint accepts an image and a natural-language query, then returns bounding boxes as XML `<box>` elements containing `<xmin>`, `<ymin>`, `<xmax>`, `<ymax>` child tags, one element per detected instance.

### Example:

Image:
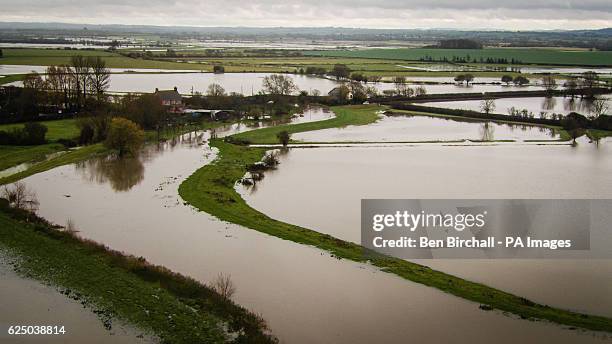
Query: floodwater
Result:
<box><xmin>4</xmin><ymin>66</ymin><xmax>551</xmax><ymax>95</ymax></box>
<box><xmin>0</xmin><ymin>255</ymin><xmax>153</xmax><ymax>344</ymax></box>
<box><xmin>293</xmin><ymin>114</ymin><xmax>560</xmax><ymax>142</ymax></box>
<box><xmin>239</xmin><ymin>139</ymin><xmax>612</xmax><ymax>319</ymax></box>
<box><xmin>421</xmin><ymin>96</ymin><xmax>599</xmax><ymax>116</ymax></box>
<box><xmin>109</xmin><ymin>73</ymin><xmax>340</xmax><ymax>95</ymax></box>
<box><xmin>13</xmin><ymin>113</ymin><xmax>612</xmax><ymax>342</ymax></box>
<box><xmin>105</xmin><ymin>74</ymin><xmax>546</xmax><ymax>95</ymax></box>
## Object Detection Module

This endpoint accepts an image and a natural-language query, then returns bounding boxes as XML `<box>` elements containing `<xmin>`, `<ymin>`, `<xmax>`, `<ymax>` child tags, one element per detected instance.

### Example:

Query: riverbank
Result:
<box><xmin>178</xmin><ymin>105</ymin><xmax>612</xmax><ymax>333</ymax></box>
<box><xmin>0</xmin><ymin>206</ymin><xmax>275</xmax><ymax>343</ymax></box>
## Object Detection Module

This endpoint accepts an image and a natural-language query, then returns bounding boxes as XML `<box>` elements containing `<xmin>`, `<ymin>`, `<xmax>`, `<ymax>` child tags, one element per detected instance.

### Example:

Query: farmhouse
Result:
<box><xmin>154</xmin><ymin>87</ymin><xmax>184</xmax><ymax>114</ymax></box>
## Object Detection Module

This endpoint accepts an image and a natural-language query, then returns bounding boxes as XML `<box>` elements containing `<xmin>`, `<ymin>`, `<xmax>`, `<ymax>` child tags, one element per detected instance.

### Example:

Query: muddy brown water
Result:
<box><xmin>0</xmin><ymin>255</ymin><xmax>154</xmax><ymax>344</ymax></box>
<box><xmin>421</xmin><ymin>96</ymin><xmax>605</xmax><ymax>116</ymax></box>
<box><xmin>10</xmin><ymin>109</ymin><xmax>612</xmax><ymax>343</ymax></box>
<box><xmin>239</xmin><ymin>138</ymin><xmax>612</xmax><ymax>320</ymax></box>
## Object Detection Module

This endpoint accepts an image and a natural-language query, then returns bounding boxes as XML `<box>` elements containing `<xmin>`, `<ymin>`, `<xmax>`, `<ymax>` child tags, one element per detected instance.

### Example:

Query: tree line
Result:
<box><xmin>1</xmin><ymin>55</ymin><xmax>111</xmax><ymax>121</ymax></box>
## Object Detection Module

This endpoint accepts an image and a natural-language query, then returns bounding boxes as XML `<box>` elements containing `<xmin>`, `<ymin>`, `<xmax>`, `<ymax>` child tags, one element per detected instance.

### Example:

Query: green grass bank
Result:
<box><xmin>0</xmin><ymin>207</ymin><xmax>275</xmax><ymax>343</ymax></box>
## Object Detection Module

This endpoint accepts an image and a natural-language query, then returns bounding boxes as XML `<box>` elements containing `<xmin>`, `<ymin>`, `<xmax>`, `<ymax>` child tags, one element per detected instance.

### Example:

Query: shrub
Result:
<box><xmin>561</xmin><ymin>112</ymin><xmax>589</xmax><ymax>130</ymax></box>
<box><xmin>0</xmin><ymin>123</ymin><xmax>47</xmax><ymax>145</ymax></box>
<box><xmin>104</xmin><ymin>117</ymin><xmax>145</xmax><ymax>157</ymax></box>
<box><xmin>277</xmin><ymin>130</ymin><xmax>290</xmax><ymax>146</ymax></box>
<box><xmin>593</xmin><ymin>115</ymin><xmax>612</xmax><ymax>130</ymax></box>
<box><xmin>23</xmin><ymin>122</ymin><xmax>47</xmax><ymax>144</ymax></box>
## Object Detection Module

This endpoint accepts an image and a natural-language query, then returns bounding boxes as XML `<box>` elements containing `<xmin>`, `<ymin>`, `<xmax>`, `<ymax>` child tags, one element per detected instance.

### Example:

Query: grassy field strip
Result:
<box><xmin>179</xmin><ymin>105</ymin><xmax>612</xmax><ymax>333</ymax></box>
<box><xmin>0</xmin><ymin>144</ymin><xmax>66</xmax><ymax>172</ymax></box>
<box><xmin>0</xmin><ymin>118</ymin><xmax>79</xmax><ymax>141</ymax></box>
<box><xmin>231</xmin><ymin>105</ymin><xmax>383</xmax><ymax>144</ymax></box>
<box><xmin>0</xmin><ymin>210</ymin><xmax>275</xmax><ymax>343</ymax></box>
<box><xmin>2</xmin><ymin>48</ymin><xmax>589</xmax><ymax>77</ymax></box>
<box><xmin>0</xmin><ymin>144</ymin><xmax>109</xmax><ymax>185</ymax></box>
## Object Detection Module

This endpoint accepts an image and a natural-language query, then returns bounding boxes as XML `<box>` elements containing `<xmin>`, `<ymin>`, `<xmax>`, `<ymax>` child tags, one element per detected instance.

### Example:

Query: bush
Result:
<box><xmin>104</xmin><ymin>117</ymin><xmax>145</xmax><ymax>157</ymax></box>
<box><xmin>23</xmin><ymin>122</ymin><xmax>48</xmax><ymax>145</ymax></box>
<box><xmin>213</xmin><ymin>65</ymin><xmax>225</xmax><ymax>74</ymax></box>
<box><xmin>277</xmin><ymin>130</ymin><xmax>290</xmax><ymax>146</ymax></box>
<box><xmin>78</xmin><ymin>120</ymin><xmax>95</xmax><ymax>144</ymax></box>
<box><xmin>592</xmin><ymin>115</ymin><xmax>612</xmax><ymax>130</ymax></box>
<box><xmin>0</xmin><ymin>122</ymin><xmax>47</xmax><ymax>145</ymax></box>
<box><xmin>561</xmin><ymin>112</ymin><xmax>589</xmax><ymax>130</ymax></box>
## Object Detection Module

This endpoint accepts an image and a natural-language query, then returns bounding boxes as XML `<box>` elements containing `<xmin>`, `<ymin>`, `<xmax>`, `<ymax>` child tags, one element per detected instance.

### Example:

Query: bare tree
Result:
<box><xmin>581</xmin><ymin>71</ymin><xmax>599</xmax><ymax>98</ymax></box>
<box><xmin>71</xmin><ymin>55</ymin><xmax>91</xmax><ymax>108</ymax></box>
<box><xmin>590</xmin><ymin>98</ymin><xmax>609</xmax><ymax>119</ymax></box>
<box><xmin>480</xmin><ymin>98</ymin><xmax>496</xmax><ymax>115</ymax></box>
<box><xmin>564</xmin><ymin>77</ymin><xmax>578</xmax><ymax>99</ymax></box>
<box><xmin>65</xmin><ymin>218</ymin><xmax>79</xmax><ymax>235</ymax></box>
<box><xmin>206</xmin><ymin>83</ymin><xmax>226</xmax><ymax>97</ymax></box>
<box><xmin>88</xmin><ymin>56</ymin><xmax>110</xmax><ymax>100</ymax></box>
<box><xmin>210</xmin><ymin>273</ymin><xmax>236</xmax><ymax>299</ymax></box>
<box><xmin>393</xmin><ymin>76</ymin><xmax>413</xmax><ymax>97</ymax></box>
<box><xmin>2</xmin><ymin>182</ymin><xmax>39</xmax><ymax>212</ymax></box>
<box><xmin>414</xmin><ymin>85</ymin><xmax>427</xmax><ymax>96</ymax></box>
<box><xmin>262</xmin><ymin>74</ymin><xmax>298</xmax><ymax>95</ymax></box>
<box><xmin>541</xmin><ymin>75</ymin><xmax>558</xmax><ymax>94</ymax></box>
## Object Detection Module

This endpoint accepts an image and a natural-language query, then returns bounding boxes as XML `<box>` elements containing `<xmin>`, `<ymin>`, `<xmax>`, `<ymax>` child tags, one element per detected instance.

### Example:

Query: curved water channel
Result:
<box><xmin>239</xmin><ymin>136</ymin><xmax>612</xmax><ymax>318</ymax></box>
<box><xmin>16</xmin><ymin>107</ymin><xmax>612</xmax><ymax>343</ymax></box>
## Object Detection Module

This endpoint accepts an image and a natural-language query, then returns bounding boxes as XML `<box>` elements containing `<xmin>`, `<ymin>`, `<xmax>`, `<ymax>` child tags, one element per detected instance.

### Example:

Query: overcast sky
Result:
<box><xmin>0</xmin><ymin>0</ymin><xmax>611</xmax><ymax>30</ymax></box>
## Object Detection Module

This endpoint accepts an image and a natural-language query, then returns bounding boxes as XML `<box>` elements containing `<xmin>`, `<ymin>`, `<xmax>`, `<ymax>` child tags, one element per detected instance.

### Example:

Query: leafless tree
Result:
<box><xmin>414</xmin><ymin>85</ymin><xmax>427</xmax><ymax>96</ymax></box>
<box><xmin>65</xmin><ymin>218</ymin><xmax>79</xmax><ymax>234</ymax></box>
<box><xmin>262</xmin><ymin>74</ymin><xmax>298</xmax><ymax>95</ymax></box>
<box><xmin>88</xmin><ymin>56</ymin><xmax>110</xmax><ymax>100</ymax></box>
<box><xmin>210</xmin><ymin>273</ymin><xmax>236</xmax><ymax>299</ymax></box>
<box><xmin>71</xmin><ymin>55</ymin><xmax>91</xmax><ymax>107</ymax></box>
<box><xmin>480</xmin><ymin>98</ymin><xmax>496</xmax><ymax>115</ymax></box>
<box><xmin>541</xmin><ymin>75</ymin><xmax>558</xmax><ymax>94</ymax></box>
<box><xmin>590</xmin><ymin>98</ymin><xmax>609</xmax><ymax>119</ymax></box>
<box><xmin>206</xmin><ymin>83</ymin><xmax>226</xmax><ymax>97</ymax></box>
<box><xmin>564</xmin><ymin>77</ymin><xmax>578</xmax><ymax>99</ymax></box>
<box><xmin>1</xmin><ymin>182</ymin><xmax>39</xmax><ymax>212</ymax></box>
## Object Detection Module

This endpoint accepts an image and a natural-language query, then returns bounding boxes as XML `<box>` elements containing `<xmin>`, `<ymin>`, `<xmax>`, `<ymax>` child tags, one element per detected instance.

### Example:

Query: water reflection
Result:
<box><xmin>75</xmin><ymin>132</ymin><xmax>207</xmax><ymax>191</ymax></box>
<box><xmin>479</xmin><ymin>122</ymin><xmax>495</xmax><ymax>141</ymax></box>
<box><xmin>563</xmin><ymin>97</ymin><xmax>594</xmax><ymax>113</ymax></box>
<box><xmin>542</xmin><ymin>97</ymin><xmax>557</xmax><ymax>111</ymax></box>
<box><xmin>71</xmin><ymin>107</ymin><xmax>331</xmax><ymax>191</ymax></box>
<box><xmin>76</xmin><ymin>156</ymin><xmax>145</xmax><ymax>192</ymax></box>
<box><xmin>294</xmin><ymin>114</ymin><xmax>558</xmax><ymax>143</ymax></box>
<box><xmin>423</xmin><ymin>97</ymin><xmax>601</xmax><ymax>116</ymax></box>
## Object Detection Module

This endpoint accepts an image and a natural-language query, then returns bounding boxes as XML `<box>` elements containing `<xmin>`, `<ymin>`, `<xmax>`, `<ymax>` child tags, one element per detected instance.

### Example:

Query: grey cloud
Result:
<box><xmin>0</xmin><ymin>0</ymin><xmax>610</xmax><ymax>29</ymax></box>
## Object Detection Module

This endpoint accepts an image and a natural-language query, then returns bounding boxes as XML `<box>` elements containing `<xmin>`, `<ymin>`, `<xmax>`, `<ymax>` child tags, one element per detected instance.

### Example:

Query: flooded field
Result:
<box><xmin>293</xmin><ymin>114</ymin><xmax>560</xmax><ymax>142</ymax></box>
<box><xmin>421</xmin><ymin>96</ymin><xmax>599</xmax><ymax>116</ymax></box>
<box><xmin>3</xmin><ymin>67</ymin><xmax>547</xmax><ymax>95</ymax></box>
<box><xmin>13</xmin><ymin>115</ymin><xmax>611</xmax><ymax>343</ymax></box>
<box><xmin>239</xmin><ymin>139</ymin><xmax>612</xmax><ymax>318</ymax></box>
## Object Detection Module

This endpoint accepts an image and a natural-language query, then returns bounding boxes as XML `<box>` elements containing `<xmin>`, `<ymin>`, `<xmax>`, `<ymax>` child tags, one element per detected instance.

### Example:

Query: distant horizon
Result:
<box><xmin>0</xmin><ymin>21</ymin><xmax>610</xmax><ymax>33</ymax></box>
